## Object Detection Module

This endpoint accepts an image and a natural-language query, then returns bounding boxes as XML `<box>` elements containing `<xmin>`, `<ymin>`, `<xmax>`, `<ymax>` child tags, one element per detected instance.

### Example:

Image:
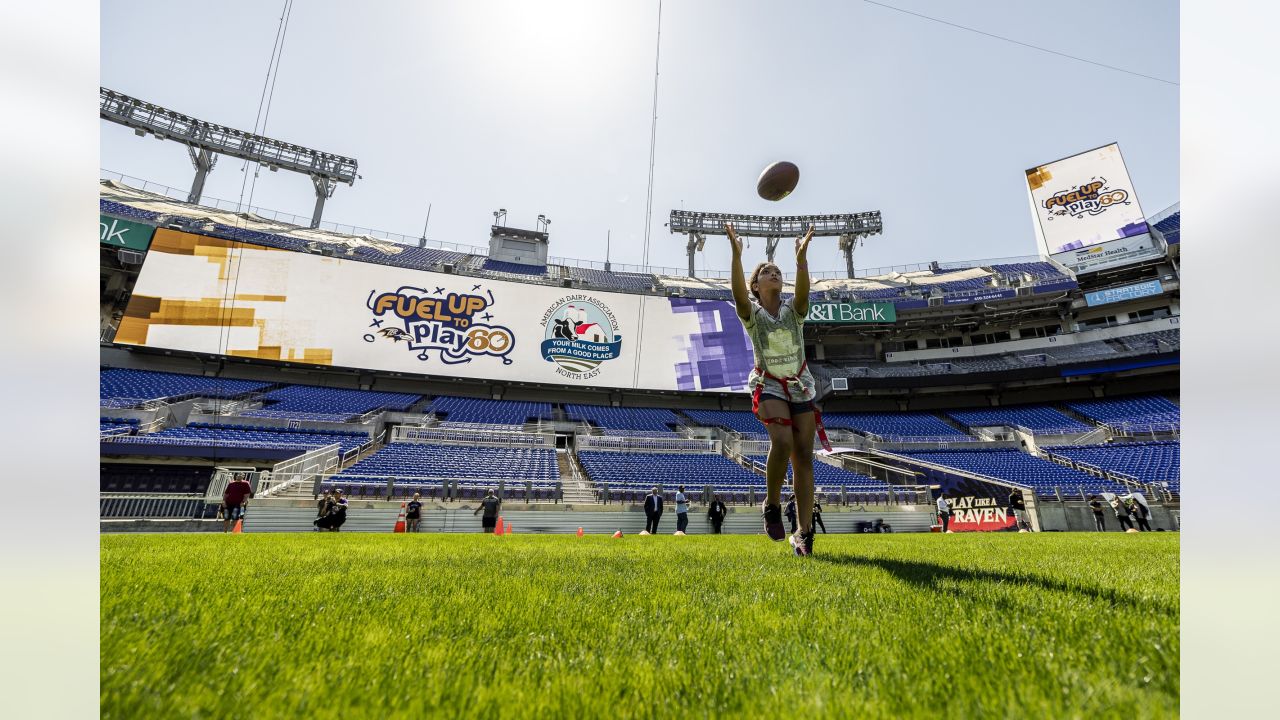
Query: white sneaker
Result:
<box><xmin>639</xmin><ymin>530</ymin><xmax>651</xmax><ymax>536</ymax></box>
<box><xmin>673</xmin><ymin>531</ymin><xmax>686</xmax><ymax>536</ymax></box>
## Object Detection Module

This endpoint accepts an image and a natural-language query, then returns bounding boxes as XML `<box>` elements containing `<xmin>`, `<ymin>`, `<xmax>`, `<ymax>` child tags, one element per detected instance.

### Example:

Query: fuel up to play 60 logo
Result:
<box><xmin>1042</xmin><ymin>177</ymin><xmax>1131</xmax><ymax>220</ymax></box>
<box><xmin>364</xmin><ymin>284</ymin><xmax>515</xmax><ymax>365</ymax></box>
<box><xmin>540</xmin><ymin>296</ymin><xmax>623</xmax><ymax>380</ymax></box>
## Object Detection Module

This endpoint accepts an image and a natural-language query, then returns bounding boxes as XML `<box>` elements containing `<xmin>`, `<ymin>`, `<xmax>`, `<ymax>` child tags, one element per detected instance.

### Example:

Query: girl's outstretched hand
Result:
<box><xmin>796</xmin><ymin>225</ymin><xmax>815</xmax><ymax>258</ymax></box>
<box><xmin>726</xmin><ymin>222</ymin><xmax>743</xmax><ymax>256</ymax></box>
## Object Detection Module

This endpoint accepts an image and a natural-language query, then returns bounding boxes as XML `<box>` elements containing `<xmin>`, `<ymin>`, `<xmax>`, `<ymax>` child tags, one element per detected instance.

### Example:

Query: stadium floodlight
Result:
<box><xmin>99</xmin><ymin>87</ymin><xmax>358</xmax><ymax>228</ymax></box>
<box><xmin>669</xmin><ymin>209</ymin><xmax>882</xmax><ymax>278</ymax></box>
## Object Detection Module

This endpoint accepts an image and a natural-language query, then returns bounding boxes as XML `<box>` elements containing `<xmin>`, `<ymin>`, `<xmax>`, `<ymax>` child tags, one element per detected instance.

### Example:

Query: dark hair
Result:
<box><xmin>678</xmin><ymin>485</ymin><xmax>685</xmax><ymax>492</ymax></box>
<box><xmin>748</xmin><ymin>262</ymin><xmax>780</xmax><ymax>302</ymax></box>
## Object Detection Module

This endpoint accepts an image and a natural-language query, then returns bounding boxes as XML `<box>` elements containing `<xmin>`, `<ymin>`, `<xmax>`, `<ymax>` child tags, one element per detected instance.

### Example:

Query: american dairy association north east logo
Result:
<box><xmin>540</xmin><ymin>296</ymin><xmax>623</xmax><ymax>379</ymax></box>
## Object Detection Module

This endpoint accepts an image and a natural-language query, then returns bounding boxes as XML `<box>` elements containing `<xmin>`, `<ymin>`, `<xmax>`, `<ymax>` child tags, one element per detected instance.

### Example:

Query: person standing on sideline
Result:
<box><xmin>406</xmin><ymin>492</ymin><xmax>423</xmax><ymax>533</ymax></box>
<box><xmin>812</xmin><ymin>499</ymin><xmax>827</xmax><ymax>534</ymax></box>
<box><xmin>1110</xmin><ymin>495</ymin><xmax>1134</xmax><ymax>531</ymax></box>
<box><xmin>474</xmin><ymin>489</ymin><xmax>501</xmax><ymax>533</ymax></box>
<box><xmin>1088</xmin><ymin>495</ymin><xmax>1107</xmax><ymax>531</ymax></box>
<box><xmin>674</xmin><ymin>485</ymin><xmax>690</xmax><ymax>535</ymax></box>
<box><xmin>1009</xmin><ymin>489</ymin><xmax>1027</xmax><ymax>531</ymax></box>
<box><xmin>936</xmin><ymin>493</ymin><xmax>952</xmax><ymax>533</ymax></box>
<box><xmin>642</xmin><ymin>487</ymin><xmax>664</xmax><ymax>535</ymax></box>
<box><xmin>727</xmin><ymin>222</ymin><xmax>825</xmax><ymax>557</ymax></box>
<box><xmin>707</xmin><ymin>495</ymin><xmax>727</xmax><ymax>534</ymax></box>
<box><xmin>222</xmin><ymin>473</ymin><xmax>254</xmax><ymax>533</ymax></box>
<box><xmin>785</xmin><ymin>495</ymin><xmax>798</xmax><ymax>535</ymax></box>
<box><xmin>1129</xmin><ymin>497</ymin><xmax>1152</xmax><ymax>531</ymax></box>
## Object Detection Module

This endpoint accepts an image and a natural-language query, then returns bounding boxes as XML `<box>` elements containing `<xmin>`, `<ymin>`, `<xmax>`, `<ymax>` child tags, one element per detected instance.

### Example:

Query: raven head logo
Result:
<box><xmin>377</xmin><ymin>327</ymin><xmax>412</xmax><ymax>343</ymax></box>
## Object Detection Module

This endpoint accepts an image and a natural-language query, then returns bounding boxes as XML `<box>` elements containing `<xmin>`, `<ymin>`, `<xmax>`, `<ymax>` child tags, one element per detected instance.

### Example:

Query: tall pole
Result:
<box><xmin>640</xmin><ymin>0</ymin><xmax>663</xmax><ymax>268</ymax></box>
<box><xmin>605</xmin><ymin>230</ymin><xmax>612</xmax><ymax>272</ymax></box>
<box><xmin>419</xmin><ymin>203</ymin><xmax>432</xmax><ymax>248</ymax></box>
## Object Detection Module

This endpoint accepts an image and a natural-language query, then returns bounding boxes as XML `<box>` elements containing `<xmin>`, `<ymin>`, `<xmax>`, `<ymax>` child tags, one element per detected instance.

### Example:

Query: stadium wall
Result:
<box><xmin>884</xmin><ymin>316</ymin><xmax>1179</xmax><ymax>362</ymax></box>
<box><xmin>1037</xmin><ymin>501</ymin><xmax>1179</xmax><ymax>532</ymax></box>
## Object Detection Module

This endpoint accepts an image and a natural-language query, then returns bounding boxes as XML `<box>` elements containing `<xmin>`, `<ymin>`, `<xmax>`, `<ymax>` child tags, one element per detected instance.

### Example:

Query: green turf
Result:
<box><xmin>101</xmin><ymin>533</ymin><xmax>1178</xmax><ymax>719</ymax></box>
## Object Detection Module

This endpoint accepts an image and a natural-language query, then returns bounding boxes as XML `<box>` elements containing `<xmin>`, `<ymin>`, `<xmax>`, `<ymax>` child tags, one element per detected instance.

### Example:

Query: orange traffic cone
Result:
<box><xmin>495</xmin><ymin>517</ymin><xmax>505</xmax><ymax>536</ymax></box>
<box><xmin>612</xmin><ymin>529</ymin><xmax>623</xmax><ymax>538</ymax></box>
<box><xmin>393</xmin><ymin>502</ymin><xmax>407</xmax><ymax>533</ymax></box>
<box><xmin>232</xmin><ymin>518</ymin><xmax>243</xmax><ymax>534</ymax></box>
<box><xmin>506</xmin><ymin>524</ymin><xmax>513</xmax><ymax>534</ymax></box>
<box><xmin>576</xmin><ymin>527</ymin><xmax>584</xmax><ymax>537</ymax></box>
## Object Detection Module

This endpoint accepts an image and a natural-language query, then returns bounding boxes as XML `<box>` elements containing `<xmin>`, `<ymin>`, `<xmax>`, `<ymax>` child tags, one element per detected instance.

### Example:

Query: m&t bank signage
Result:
<box><xmin>805</xmin><ymin>302</ymin><xmax>897</xmax><ymax>324</ymax></box>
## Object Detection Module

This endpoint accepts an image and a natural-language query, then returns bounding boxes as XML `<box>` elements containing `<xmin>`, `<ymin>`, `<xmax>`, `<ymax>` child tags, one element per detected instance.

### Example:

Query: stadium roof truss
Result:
<box><xmin>99</xmin><ymin>87</ymin><xmax>358</xmax><ymax>228</ymax></box>
<box><xmin>669</xmin><ymin>209</ymin><xmax>883</xmax><ymax>278</ymax></box>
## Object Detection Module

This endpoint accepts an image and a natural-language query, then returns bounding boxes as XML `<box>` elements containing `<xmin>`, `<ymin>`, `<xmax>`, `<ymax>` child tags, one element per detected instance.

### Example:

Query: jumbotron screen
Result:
<box><xmin>1025</xmin><ymin>142</ymin><xmax>1150</xmax><ymax>257</ymax></box>
<box><xmin>117</xmin><ymin>229</ymin><xmax>762</xmax><ymax>393</ymax></box>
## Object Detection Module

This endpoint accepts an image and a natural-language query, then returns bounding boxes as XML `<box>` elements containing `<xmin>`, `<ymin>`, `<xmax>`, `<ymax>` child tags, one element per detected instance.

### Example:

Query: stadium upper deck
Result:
<box><xmin>99</xmin><ymin>180</ymin><xmax>1082</xmax><ymax>303</ymax></box>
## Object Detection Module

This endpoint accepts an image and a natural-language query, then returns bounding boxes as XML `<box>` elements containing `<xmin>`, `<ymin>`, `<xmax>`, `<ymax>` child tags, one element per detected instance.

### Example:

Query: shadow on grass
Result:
<box><xmin>816</xmin><ymin>552</ymin><xmax>1174</xmax><ymax>615</ymax></box>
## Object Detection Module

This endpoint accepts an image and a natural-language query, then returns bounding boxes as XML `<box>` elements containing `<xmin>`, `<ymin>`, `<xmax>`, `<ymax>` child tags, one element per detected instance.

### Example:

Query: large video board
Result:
<box><xmin>117</xmin><ymin>229</ymin><xmax>771</xmax><ymax>393</ymax></box>
<box><xmin>1025</xmin><ymin>143</ymin><xmax>1163</xmax><ymax>273</ymax></box>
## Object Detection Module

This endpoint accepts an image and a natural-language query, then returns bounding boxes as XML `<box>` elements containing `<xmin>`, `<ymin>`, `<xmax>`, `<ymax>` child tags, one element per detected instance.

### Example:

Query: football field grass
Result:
<box><xmin>101</xmin><ymin>532</ymin><xmax>1178</xmax><ymax>718</ymax></box>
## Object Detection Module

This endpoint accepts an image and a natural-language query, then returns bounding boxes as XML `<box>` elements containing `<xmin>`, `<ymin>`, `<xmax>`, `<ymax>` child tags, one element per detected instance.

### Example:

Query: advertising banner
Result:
<box><xmin>943</xmin><ymin>289</ymin><xmax>1016</xmax><ymax>305</ymax></box>
<box><xmin>100</xmin><ymin>214</ymin><xmax>154</xmax><ymax>251</ymax></box>
<box><xmin>116</xmin><ymin>229</ymin><xmax>770</xmax><ymax>393</ymax></box>
<box><xmin>1084</xmin><ymin>279</ymin><xmax>1164</xmax><ymax>307</ymax></box>
<box><xmin>1026</xmin><ymin>143</ymin><xmax>1149</xmax><ymax>256</ymax></box>
<box><xmin>1054</xmin><ymin>233</ymin><xmax>1164</xmax><ymax>274</ymax></box>
<box><xmin>805</xmin><ymin>302</ymin><xmax>896</xmax><ymax>324</ymax></box>
<box><xmin>944</xmin><ymin>494</ymin><xmax>1018</xmax><ymax>532</ymax></box>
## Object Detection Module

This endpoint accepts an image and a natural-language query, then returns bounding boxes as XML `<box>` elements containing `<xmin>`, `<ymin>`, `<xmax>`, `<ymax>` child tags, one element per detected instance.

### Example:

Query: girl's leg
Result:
<box><xmin>790</xmin><ymin>410</ymin><xmax>817</xmax><ymax>534</ymax></box>
<box><xmin>759</xmin><ymin>399</ymin><xmax>794</xmax><ymax>508</ymax></box>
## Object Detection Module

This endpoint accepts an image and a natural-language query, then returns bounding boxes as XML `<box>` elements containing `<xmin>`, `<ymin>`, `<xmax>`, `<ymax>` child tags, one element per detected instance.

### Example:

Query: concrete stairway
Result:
<box><xmin>557</xmin><ymin>452</ymin><xmax>597</xmax><ymax>504</ymax></box>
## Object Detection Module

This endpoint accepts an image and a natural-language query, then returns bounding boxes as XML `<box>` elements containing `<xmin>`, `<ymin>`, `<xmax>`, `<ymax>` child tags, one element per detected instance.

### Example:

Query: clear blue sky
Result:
<box><xmin>100</xmin><ymin>0</ymin><xmax>1178</xmax><ymax>276</ymax></box>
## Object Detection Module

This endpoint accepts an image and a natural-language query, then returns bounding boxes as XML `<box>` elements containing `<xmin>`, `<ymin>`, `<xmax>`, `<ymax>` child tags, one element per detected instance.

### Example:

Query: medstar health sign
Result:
<box><xmin>805</xmin><ymin>302</ymin><xmax>897</xmax><ymax>324</ymax></box>
<box><xmin>541</xmin><ymin>295</ymin><xmax>623</xmax><ymax>380</ymax></box>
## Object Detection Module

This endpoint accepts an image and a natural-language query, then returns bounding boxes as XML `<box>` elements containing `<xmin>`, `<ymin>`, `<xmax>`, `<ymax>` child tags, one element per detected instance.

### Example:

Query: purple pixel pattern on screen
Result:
<box><xmin>669</xmin><ymin>298</ymin><xmax>753</xmax><ymax>391</ymax></box>
<box><xmin>1118</xmin><ymin>220</ymin><xmax>1149</xmax><ymax>238</ymax></box>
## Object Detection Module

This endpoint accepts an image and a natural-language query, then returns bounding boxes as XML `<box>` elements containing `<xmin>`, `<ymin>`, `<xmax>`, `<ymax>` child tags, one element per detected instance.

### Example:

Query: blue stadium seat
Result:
<box><xmin>334</xmin><ymin>443</ymin><xmax>559</xmax><ymax>486</ymax></box>
<box><xmin>946</xmin><ymin>406</ymin><xmax>1091</xmax><ymax>434</ymax></box>
<box><xmin>427</xmin><ymin>396</ymin><xmax>553</xmax><ymax>425</ymax></box>
<box><xmin>1051</xmin><ymin>441</ymin><xmax>1180</xmax><ymax>492</ymax></box>
<box><xmin>242</xmin><ymin>385</ymin><xmax>422</xmax><ymax>422</ymax></box>
<box><xmin>565</xmin><ymin>405</ymin><xmax>682</xmax><ymax>432</ymax></box>
<box><xmin>100</xmin><ymin>368</ymin><xmax>273</xmax><ymax>405</ymax></box>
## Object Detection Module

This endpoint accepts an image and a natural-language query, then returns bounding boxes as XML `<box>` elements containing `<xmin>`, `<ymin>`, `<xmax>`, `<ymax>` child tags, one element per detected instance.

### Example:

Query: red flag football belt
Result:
<box><xmin>749</xmin><ymin>361</ymin><xmax>833</xmax><ymax>452</ymax></box>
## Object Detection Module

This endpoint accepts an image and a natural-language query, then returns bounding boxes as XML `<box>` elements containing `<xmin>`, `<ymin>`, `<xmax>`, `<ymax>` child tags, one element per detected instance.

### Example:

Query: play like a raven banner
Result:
<box><xmin>945</xmin><ymin>495</ymin><xmax>1016</xmax><ymax>532</ymax></box>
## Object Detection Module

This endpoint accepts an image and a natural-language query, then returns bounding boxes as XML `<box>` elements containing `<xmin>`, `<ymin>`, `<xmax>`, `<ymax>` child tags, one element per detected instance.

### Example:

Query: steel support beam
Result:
<box><xmin>311</xmin><ymin>176</ymin><xmax>337</xmax><ymax>229</ymax></box>
<box><xmin>187</xmin><ymin>147</ymin><xmax>215</xmax><ymax>204</ymax></box>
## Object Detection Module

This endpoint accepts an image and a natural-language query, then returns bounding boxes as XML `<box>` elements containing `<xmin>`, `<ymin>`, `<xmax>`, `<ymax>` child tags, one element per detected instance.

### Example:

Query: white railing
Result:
<box><xmin>870</xmin><ymin>449</ymin><xmax>1033</xmax><ymax>492</ymax></box>
<box><xmin>575</xmin><ymin>434</ymin><xmax>720</xmax><ymax>453</ymax></box>
<box><xmin>1108</xmin><ymin>421</ymin><xmax>1180</xmax><ymax>438</ymax></box>
<box><xmin>392</xmin><ymin>425</ymin><xmax>554</xmax><ymax>448</ymax></box>
<box><xmin>865</xmin><ymin>434</ymin><xmax>984</xmax><ymax>447</ymax></box>
<box><xmin>315</xmin><ymin>474</ymin><xmax>562</xmax><ymax>502</ymax></box>
<box><xmin>258</xmin><ymin>443</ymin><xmax>342</xmax><ymax>497</ymax></box>
<box><xmin>100</xmin><ymin>397</ymin><xmax>174</xmax><ymax>411</ymax></box>
<box><xmin>99</xmin><ymin>426</ymin><xmax>133</xmax><ymax>439</ymax></box>
<box><xmin>101</xmin><ymin>436</ymin><xmax>333</xmax><ymax>451</ymax></box>
<box><xmin>1071</xmin><ymin>425</ymin><xmax>1112</xmax><ymax>445</ymax></box>
<box><xmin>191</xmin><ymin>398</ymin><xmax>263</xmax><ymax>416</ymax></box>
<box><xmin>100</xmin><ymin>493</ymin><xmax>211</xmax><ymax>518</ymax></box>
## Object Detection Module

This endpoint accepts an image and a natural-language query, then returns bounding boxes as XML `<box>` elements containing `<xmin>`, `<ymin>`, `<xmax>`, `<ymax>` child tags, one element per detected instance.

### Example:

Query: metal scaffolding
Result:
<box><xmin>99</xmin><ymin>87</ymin><xmax>359</xmax><ymax>228</ymax></box>
<box><xmin>669</xmin><ymin>209</ymin><xmax>883</xmax><ymax>278</ymax></box>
